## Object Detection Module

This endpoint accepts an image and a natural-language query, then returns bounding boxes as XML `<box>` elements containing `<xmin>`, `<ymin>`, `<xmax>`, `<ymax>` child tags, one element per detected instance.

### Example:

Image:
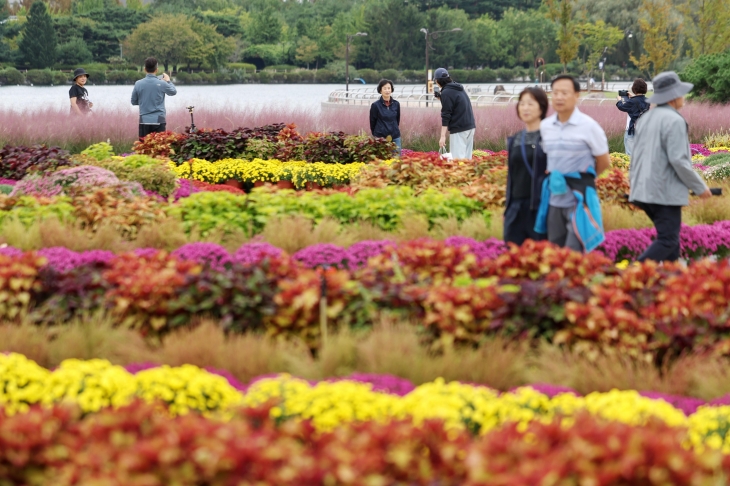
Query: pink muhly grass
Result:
<box><xmin>4</xmin><ymin>102</ymin><xmax>723</xmax><ymax>153</ymax></box>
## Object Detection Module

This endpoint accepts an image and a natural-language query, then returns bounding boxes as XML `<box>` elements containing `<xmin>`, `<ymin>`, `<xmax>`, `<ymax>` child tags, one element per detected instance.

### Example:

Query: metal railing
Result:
<box><xmin>327</xmin><ymin>82</ymin><xmax>645</xmax><ymax>108</ymax></box>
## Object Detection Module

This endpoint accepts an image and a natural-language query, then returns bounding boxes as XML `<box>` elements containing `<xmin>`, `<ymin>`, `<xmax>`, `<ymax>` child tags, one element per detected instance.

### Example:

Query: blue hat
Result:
<box><xmin>434</xmin><ymin>68</ymin><xmax>449</xmax><ymax>80</ymax></box>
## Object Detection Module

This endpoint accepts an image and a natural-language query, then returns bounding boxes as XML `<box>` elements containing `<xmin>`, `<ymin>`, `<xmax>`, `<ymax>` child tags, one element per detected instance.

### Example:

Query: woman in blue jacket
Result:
<box><xmin>504</xmin><ymin>87</ymin><xmax>549</xmax><ymax>246</ymax></box>
<box><xmin>369</xmin><ymin>79</ymin><xmax>401</xmax><ymax>155</ymax></box>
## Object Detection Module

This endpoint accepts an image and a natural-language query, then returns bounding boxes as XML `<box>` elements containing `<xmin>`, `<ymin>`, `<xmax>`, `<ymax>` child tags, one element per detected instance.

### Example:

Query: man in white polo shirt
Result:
<box><xmin>535</xmin><ymin>75</ymin><xmax>611</xmax><ymax>252</ymax></box>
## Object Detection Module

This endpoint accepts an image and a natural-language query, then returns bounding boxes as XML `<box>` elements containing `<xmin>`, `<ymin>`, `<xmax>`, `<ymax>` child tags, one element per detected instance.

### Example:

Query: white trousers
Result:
<box><xmin>450</xmin><ymin>128</ymin><xmax>475</xmax><ymax>160</ymax></box>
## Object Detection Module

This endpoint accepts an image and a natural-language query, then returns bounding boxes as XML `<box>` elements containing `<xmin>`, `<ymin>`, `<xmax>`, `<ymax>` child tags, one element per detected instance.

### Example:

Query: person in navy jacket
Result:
<box><xmin>504</xmin><ymin>87</ymin><xmax>549</xmax><ymax>245</ymax></box>
<box><xmin>369</xmin><ymin>79</ymin><xmax>401</xmax><ymax>155</ymax></box>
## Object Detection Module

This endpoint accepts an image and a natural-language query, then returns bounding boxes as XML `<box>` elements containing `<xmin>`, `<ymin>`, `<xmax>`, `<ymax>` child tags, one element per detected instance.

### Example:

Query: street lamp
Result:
<box><xmin>599</xmin><ymin>46</ymin><xmax>608</xmax><ymax>91</ymax></box>
<box><xmin>420</xmin><ymin>27</ymin><xmax>461</xmax><ymax>106</ymax></box>
<box><xmin>346</xmin><ymin>32</ymin><xmax>367</xmax><ymax>95</ymax></box>
<box><xmin>420</xmin><ymin>27</ymin><xmax>462</xmax><ymax>83</ymax></box>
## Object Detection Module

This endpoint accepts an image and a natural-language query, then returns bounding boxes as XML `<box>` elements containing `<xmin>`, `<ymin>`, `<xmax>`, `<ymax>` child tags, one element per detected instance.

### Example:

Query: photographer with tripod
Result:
<box><xmin>616</xmin><ymin>78</ymin><xmax>650</xmax><ymax>156</ymax></box>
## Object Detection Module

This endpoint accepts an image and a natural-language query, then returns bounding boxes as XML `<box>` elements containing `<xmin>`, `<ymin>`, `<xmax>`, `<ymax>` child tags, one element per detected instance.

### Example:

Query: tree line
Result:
<box><xmin>0</xmin><ymin>0</ymin><xmax>728</xmax><ymax>80</ymax></box>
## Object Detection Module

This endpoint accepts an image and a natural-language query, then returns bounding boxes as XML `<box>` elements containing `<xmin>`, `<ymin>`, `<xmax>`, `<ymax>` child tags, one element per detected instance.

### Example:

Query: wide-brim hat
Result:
<box><xmin>73</xmin><ymin>68</ymin><xmax>90</xmax><ymax>80</ymax></box>
<box><xmin>647</xmin><ymin>71</ymin><xmax>692</xmax><ymax>105</ymax></box>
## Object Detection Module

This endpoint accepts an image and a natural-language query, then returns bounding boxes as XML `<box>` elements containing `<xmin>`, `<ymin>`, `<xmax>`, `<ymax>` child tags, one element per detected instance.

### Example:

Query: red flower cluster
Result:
<box><xmin>0</xmin><ymin>401</ymin><xmax>726</xmax><ymax>485</ymax></box>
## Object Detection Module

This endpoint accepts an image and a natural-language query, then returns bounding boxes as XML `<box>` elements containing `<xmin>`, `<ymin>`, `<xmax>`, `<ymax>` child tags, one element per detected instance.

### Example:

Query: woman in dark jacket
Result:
<box><xmin>616</xmin><ymin>78</ymin><xmax>650</xmax><ymax>156</ymax></box>
<box><xmin>504</xmin><ymin>87</ymin><xmax>549</xmax><ymax>246</ymax></box>
<box><xmin>369</xmin><ymin>79</ymin><xmax>401</xmax><ymax>155</ymax></box>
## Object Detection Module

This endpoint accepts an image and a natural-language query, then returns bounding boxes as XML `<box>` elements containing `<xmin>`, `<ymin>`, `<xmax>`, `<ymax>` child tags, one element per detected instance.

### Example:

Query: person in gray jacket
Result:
<box><xmin>629</xmin><ymin>71</ymin><xmax>711</xmax><ymax>262</ymax></box>
<box><xmin>131</xmin><ymin>57</ymin><xmax>177</xmax><ymax>138</ymax></box>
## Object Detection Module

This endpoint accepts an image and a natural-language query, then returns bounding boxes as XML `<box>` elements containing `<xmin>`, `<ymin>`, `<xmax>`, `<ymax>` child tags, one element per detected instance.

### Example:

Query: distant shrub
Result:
<box><xmin>357</xmin><ymin>68</ymin><xmax>381</xmax><ymax>83</ymax></box>
<box><xmin>682</xmin><ymin>49</ymin><xmax>730</xmax><ymax>103</ymax></box>
<box><xmin>25</xmin><ymin>69</ymin><xmax>54</xmax><ymax>85</ymax></box>
<box><xmin>0</xmin><ymin>67</ymin><xmax>25</xmax><ymax>85</ymax></box>
<box><xmin>380</xmin><ymin>69</ymin><xmax>400</xmax><ymax>82</ymax></box>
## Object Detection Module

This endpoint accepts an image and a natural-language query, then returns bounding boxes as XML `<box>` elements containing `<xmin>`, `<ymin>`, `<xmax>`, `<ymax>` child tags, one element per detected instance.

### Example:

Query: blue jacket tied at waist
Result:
<box><xmin>534</xmin><ymin>167</ymin><xmax>605</xmax><ymax>252</ymax></box>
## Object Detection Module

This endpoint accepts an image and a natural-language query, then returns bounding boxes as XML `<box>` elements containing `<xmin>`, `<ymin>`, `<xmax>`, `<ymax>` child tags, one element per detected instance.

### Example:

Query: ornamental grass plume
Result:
<box><xmin>527</xmin><ymin>342</ymin><xmax>693</xmax><ymax>398</ymax></box>
<box><xmin>153</xmin><ymin>321</ymin><xmax>303</xmax><ymax>386</ymax></box>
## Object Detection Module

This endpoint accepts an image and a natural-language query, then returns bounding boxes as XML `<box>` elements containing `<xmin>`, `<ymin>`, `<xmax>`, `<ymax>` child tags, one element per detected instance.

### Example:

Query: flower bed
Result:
<box><xmin>4</xmin><ymin>399</ymin><xmax>729</xmax><ymax>485</ymax></box>
<box><xmin>5</xmin><ymin>353</ymin><xmax>730</xmax><ymax>450</ymax></box>
<box><xmin>3</xmin><ymin>241</ymin><xmax>730</xmax><ymax>358</ymax></box>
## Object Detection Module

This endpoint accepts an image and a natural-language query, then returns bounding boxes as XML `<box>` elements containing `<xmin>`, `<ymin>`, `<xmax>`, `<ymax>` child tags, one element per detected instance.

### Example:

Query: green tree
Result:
<box><xmin>544</xmin><ymin>0</ymin><xmax>582</xmax><ymax>72</ymax></box>
<box><xmin>498</xmin><ymin>8</ymin><xmax>556</xmax><ymax>67</ymax></box>
<box><xmin>629</xmin><ymin>0</ymin><xmax>681</xmax><ymax>77</ymax></box>
<box><xmin>681</xmin><ymin>49</ymin><xmax>730</xmax><ymax>103</ymax></box>
<box><xmin>472</xmin><ymin>14</ymin><xmax>508</xmax><ymax>66</ymax></box>
<box><xmin>124</xmin><ymin>13</ymin><xmax>196</xmax><ymax>71</ymax></box>
<box><xmin>579</xmin><ymin>20</ymin><xmax>623</xmax><ymax>75</ymax></box>
<box><xmin>681</xmin><ymin>0</ymin><xmax>730</xmax><ymax>57</ymax></box>
<box><xmin>0</xmin><ymin>0</ymin><xmax>11</xmax><ymax>62</ymax></box>
<box><xmin>248</xmin><ymin>5</ymin><xmax>281</xmax><ymax>44</ymax></box>
<box><xmin>19</xmin><ymin>1</ymin><xmax>57</xmax><ymax>68</ymax></box>
<box><xmin>56</xmin><ymin>37</ymin><xmax>93</xmax><ymax>65</ymax></box>
<box><xmin>295</xmin><ymin>36</ymin><xmax>317</xmax><ymax>68</ymax></box>
<box><xmin>413</xmin><ymin>0</ymin><xmax>541</xmax><ymax>19</ymax></box>
<box><xmin>363</xmin><ymin>0</ymin><xmax>425</xmax><ymax>70</ymax></box>
<box><xmin>188</xmin><ymin>18</ymin><xmax>235</xmax><ymax>69</ymax></box>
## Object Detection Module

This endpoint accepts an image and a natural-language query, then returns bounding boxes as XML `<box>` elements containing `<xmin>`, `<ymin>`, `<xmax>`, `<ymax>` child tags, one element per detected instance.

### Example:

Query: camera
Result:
<box><xmin>433</xmin><ymin>86</ymin><xmax>441</xmax><ymax>99</ymax></box>
<box><xmin>618</xmin><ymin>90</ymin><xmax>630</xmax><ymax>97</ymax></box>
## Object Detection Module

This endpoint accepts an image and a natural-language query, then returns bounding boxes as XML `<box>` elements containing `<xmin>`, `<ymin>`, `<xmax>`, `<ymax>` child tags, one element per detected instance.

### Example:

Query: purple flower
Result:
<box><xmin>171</xmin><ymin>242</ymin><xmax>233</xmax><ymax>270</ymax></box>
<box><xmin>445</xmin><ymin>236</ymin><xmax>507</xmax><ymax>261</ymax></box>
<box><xmin>293</xmin><ymin>243</ymin><xmax>349</xmax><ymax>269</ymax></box>
<box><xmin>690</xmin><ymin>144</ymin><xmax>712</xmax><ymax>156</ymax></box>
<box><xmin>234</xmin><ymin>242</ymin><xmax>284</xmax><ymax>266</ymax></box>
<box><xmin>173</xmin><ymin>179</ymin><xmax>199</xmax><ymax>200</ymax></box>
<box><xmin>0</xmin><ymin>246</ymin><xmax>23</xmax><ymax>257</ymax></box>
<box><xmin>638</xmin><ymin>391</ymin><xmax>706</xmax><ymax>415</ymax></box>
<box><xmin>0</xmin><ymin>178</ymin><xmax>17</xmax><ymax>186</ymax></box>
<box><xmin>346</xmin><ymin>240</ymin><xmax>394</xmax><ymax>268</ymax></box>
<box><xmin>338</xmin><ymin>373</ymin><xmax>415</xmax><ymax>396</ymax></box>
<box><xmin>37</xmin><ymin>247</ymin><xmax>82</xmax><ymax>273</ymax></box>
<box><xmin>78</xmin><ymin>250</ymin><xmax>115</xmax><ymax>266</ymax></box>
<box><xmin>518</xmin><ymin>383</ymin><xmax>579</xmax><ymax>398</ymax></box>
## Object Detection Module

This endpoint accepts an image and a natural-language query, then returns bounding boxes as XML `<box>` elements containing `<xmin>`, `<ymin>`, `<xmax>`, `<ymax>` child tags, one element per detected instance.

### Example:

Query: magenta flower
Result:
<box><xmin>172</xmin><ymin>242</ymin><xmax>233</xmax><ymax>270</ymax></box>
<box><xmin>233</xmin><ymin>242</ymin><xmax>283</xmax><ymax>265</ymax></box>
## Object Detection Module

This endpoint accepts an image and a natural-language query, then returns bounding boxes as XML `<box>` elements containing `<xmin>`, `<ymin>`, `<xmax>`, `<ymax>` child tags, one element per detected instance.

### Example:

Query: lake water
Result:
<box><xmin>0</xmin><ymin>82</ymin><xmax>636</xmax><ymax>114</ymax></box>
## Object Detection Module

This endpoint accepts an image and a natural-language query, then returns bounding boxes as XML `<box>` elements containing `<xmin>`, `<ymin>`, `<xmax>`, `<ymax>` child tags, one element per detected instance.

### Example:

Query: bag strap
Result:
<box><xmin>520</xmin><ymin>130</ymin><xmax>534</xmax><ymax>178</ymax></box>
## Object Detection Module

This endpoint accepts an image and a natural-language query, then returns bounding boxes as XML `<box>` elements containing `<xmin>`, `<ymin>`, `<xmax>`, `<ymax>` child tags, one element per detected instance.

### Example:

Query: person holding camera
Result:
<box><xmin>616</xmin><ymin>78</ymin><xmax>650</xmax><ymax>156</ymax></box>
<box><xmin>504</xmin><ymin>87</ymin><xmax>549</xmax><ymax>246</ymax></box>
<box><xmin>629</xmin><ymin>71</ymin><xmax>711</xmax><ymax>263</ymax></box>
<box><xmin>69</xmin><ymin>68</ymin><xmax>93</xmax><ymax>116</ymax></box>
<box><xmin>131</xmin><ymin>57</ymin><xmax>177</xmax><ymax>139</ymax></box>
<box><xmin>434</xmin><ymin>68</ymin><xmax>475</xmax><ymax>160</ymax></box>
<box><xmin>369</xmin><ymin>79</ymin><xmax>401</xmax><ymax>155</ymax></box>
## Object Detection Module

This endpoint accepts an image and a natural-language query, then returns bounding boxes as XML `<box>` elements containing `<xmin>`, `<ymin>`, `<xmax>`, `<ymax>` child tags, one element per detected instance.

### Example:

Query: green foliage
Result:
<box><xmin>0</xmin><ymin>67</ymin><xmax>24</xmax><ymax>85</ymax></box>
<box><xmin>704</xmin><ymin>153</ymin><xmax>730</xmax><ymax>167</ymax></box>
<box><xmin>92</xmin><ymin>158</ymin><xmax>178</xmax><ymax>198</ymax></box>
<box><xmin>81</xmin><ymin>142</ymin><xmax>115</xmax><ymax>161</ymax></box>
<box><xmin>19</xmin><ymin>2</ymin><xmax>57</xmax><ymax>69</ymax></box>
<box><xmin>167</xmin><ymin>186</ymin><xmax>485</xmax><ymax>237</ymax></box>
<box><xmin>56</xmin><ymin>38</ymin><xmax>94</xmax><ymax>66</ymax></box>
<box><xmin>0</xmin><ymin>197</ymin><xmax>76</xmax><ymax>227</ymax></box>
<box><xmin>247</xmin><ymin>5</ymin><xmax>282</xmax><ymax>44</ymax></box>
<box><xmin>682</xmin><ymin>49</ymin><xmax>730</xmax><ymax>103</ymax></box>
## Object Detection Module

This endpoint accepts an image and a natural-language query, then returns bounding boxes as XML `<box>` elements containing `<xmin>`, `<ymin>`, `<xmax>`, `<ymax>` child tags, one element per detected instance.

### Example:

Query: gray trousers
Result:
<box><xmin>624</xmin><ymin>131</ymin><xmax>635</xmax><ymax>157</ymax></box>
<box><xmin>450</xmin><ymin>128</ymin><xmax>475</xmax><ymax>160</ymax></box>
<box><xmin>547</xmin><ymin>206</ymin><xmax>584</xmax><ymax>252</ymax></box>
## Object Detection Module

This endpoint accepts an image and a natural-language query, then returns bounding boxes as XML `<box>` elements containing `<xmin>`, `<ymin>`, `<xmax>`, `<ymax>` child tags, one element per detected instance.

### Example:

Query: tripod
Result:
<box><xmin>186</xmin><ymin>106</ymin><xmax>197</xmax><ymax>133</ymax></box>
